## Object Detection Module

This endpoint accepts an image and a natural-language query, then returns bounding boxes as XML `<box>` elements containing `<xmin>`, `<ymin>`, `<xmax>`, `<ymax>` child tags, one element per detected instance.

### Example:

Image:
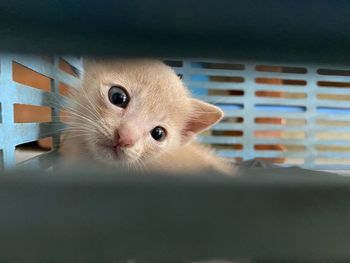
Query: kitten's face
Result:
<box><xmin>71</xmin><ymin>59</ymin><xmax>222</xmax><ymax>168</ymax></box>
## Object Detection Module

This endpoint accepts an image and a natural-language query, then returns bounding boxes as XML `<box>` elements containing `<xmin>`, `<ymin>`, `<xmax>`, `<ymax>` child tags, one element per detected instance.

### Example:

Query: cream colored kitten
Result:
<box><xmin>60</xmin><ymin>58</ymin><xmax>235</xmax><ymax>175</ymax></box>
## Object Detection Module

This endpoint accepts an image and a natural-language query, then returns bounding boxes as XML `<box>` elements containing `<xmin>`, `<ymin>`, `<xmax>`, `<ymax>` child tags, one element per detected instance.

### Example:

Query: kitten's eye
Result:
<box><xmin>151</xmin><ymin>126</ymin><xmax>166</xmax><ymax>141</ymax></box>
<box><xmin>108</xmin><ymin>86</ymin><xmax>129</xmax><ymax>108</ymax></box>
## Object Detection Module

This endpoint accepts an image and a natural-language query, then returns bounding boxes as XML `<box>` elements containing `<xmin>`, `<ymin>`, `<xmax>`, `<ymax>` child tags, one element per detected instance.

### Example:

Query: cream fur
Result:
<box><xmin>60</xmin><ymin>58</ymin><xmax>236</xmax><ymax>175</ymax></box>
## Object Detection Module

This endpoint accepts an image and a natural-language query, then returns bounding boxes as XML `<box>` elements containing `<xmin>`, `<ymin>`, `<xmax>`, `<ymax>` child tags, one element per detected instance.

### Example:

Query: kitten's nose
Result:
<box><xmin>114</xmin><ymin>129</ymin><xmax>135</xmax><ymax>148</ymax></box>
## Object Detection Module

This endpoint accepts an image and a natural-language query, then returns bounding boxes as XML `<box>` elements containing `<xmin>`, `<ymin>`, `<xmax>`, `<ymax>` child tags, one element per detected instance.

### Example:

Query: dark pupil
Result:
<box><xmin>108</xmin><ymin>86</ymin><xmax>129</xmax><ymax>108</ymax></box>
<box><xmin>151</xmin><ymin>127</ymin><xmax>165</xmax><ymax>141</ymax></box>
<box><xmin>112</xmin><ymin>92</ymin><xmax>127</xmax><ymax>105</ymax></box>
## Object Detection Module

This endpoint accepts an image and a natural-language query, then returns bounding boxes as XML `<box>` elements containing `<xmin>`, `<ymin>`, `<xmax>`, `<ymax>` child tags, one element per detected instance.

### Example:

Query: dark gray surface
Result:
<box><xmin>0</xmin><ymin>0</ymin><xmax>350</xmax><ymax>63</ymax></box>
<box><xmin>0</xmin><ymin>167</ymin><xmax>349</xmax><ymax>262</ymax></box>
<box><xmin>1</xmin><ymin>1</ymin><xmax>350</xmax><ymax>261</ymax></box>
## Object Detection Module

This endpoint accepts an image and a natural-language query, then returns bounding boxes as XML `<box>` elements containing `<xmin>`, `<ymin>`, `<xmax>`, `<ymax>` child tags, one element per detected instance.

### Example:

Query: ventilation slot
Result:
<box><xmin>59</xmin><ymin>58</ymin><xmax>80</xmax><ymax>77</ymax></box>
<box><xmin>255</xmin><ymin>117</ymin><xmax>306</xmax><ymax>126</ymax></box>
<box><xmin>317</xmin><ymin>68</ymin><xmax>350</xmax><ymax>76</ymax></box>
<box><xmin>192</xmin><ymin>75</ymin><xmax>244</xmax><ymax>83</ymax></box>
<box><xmin>221</xmin><ymin>117</ymin><xmax>243</xmax><ymax>123</ymax></box>
<box><xmin>14</xmin><ymin>104</ymin><xmax>51</xmax><ymax>123</ymax></box>
<box><xmin>191</xmin><ymin>62</ymin><xmax>245</xmax><ymax>70</ymax></box>
<box><xmin>255</xmin><ymin>65</ymin><xmax>307</xmax><ymax>74</ymax></box>
<box><xmin>254</xmin><ymin>131</ymin><xmax>305</xmax><ymax>139</ymax></box>
<box><xmin>211</xmin><ymin>144</ymin><xmax>243</xmax><ymax>150</ymax></box>
<box><xmin>12</xmin><ymin>62</ymin><xmax>51</xmax><ymax>92</ymax></box>
<box><xmin>208</xmin><ymin>89</ymin><xmax>244</xmax><ymax>96</ymax></box>
<box><xmin>256</xmin><ymin>90</ymin><xmax>306</xmax><ymax>99</ymax></box>
<box><xmin>256</xmin><ymin>78</ymin><xmax>306</xmax><ymax>86</ymax></box>
<box><xmin>317</xmin><ymin>93</ymin><xmax>350</xmax><ymax>101</ymax></box>
<box><xmin>318</xmin><ymin>81</ymin><xmax>350</xmax><ymax>88</ymax></box>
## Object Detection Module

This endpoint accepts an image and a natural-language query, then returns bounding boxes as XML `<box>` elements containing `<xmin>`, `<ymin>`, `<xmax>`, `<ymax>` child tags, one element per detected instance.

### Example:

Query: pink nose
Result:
<box><xmin>114</xmin><ymin>129</ymin><xmax>135</xmax><ymax>148</ymax></box>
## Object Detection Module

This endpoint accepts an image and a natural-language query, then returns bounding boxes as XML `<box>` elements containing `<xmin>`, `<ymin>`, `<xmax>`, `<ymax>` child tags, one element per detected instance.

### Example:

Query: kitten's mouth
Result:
<box><xmin>99</xmin><ymin>143</ymin><xmax>120</xmax><ymax>157</ymax></box>
<box><xmin>98</xmin><ymin>142</ymin><xmax>137</xmax><ymax>163</ymax></box>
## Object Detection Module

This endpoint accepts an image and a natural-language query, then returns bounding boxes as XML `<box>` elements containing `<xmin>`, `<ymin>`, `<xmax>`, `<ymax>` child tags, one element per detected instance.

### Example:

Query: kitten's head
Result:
<box><xmin>70</xmin><ymin>58</ymin><xmax>223</xmax><ymax>168</ymax></box>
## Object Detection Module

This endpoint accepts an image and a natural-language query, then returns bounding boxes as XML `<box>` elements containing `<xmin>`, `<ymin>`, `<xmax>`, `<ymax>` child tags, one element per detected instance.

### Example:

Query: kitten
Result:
<box><xmin>60</xmin><ymin>58</ymin><xmax>235</xmax><ymax>175</ymax></box>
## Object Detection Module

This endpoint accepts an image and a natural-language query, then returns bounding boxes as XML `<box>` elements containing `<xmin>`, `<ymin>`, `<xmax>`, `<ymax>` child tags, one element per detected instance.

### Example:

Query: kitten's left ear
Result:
<box><xmin>182</xmin><ymin>99</ymin><xmax>223</xmax><ymax>144</ymax></box>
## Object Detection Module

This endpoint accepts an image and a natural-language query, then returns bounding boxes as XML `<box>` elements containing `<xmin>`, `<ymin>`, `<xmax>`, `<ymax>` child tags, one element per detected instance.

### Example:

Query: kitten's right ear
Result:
<box><xmin>181</xmin><ymin>99</ymin><xmax>224</xmax><ymax>144</ymax></box>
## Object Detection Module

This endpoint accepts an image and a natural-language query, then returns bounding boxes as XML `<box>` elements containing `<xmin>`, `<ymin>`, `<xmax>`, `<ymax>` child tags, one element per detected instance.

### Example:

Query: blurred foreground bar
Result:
<box><xmin>0</xmin><ymin>167</ymin><xmax>349</xmax><ymax>262</ymax></box>
<box><xmin>0</xmin><ymin>0</ymin><xmax>350</xmax><ymax>63</ymax></box>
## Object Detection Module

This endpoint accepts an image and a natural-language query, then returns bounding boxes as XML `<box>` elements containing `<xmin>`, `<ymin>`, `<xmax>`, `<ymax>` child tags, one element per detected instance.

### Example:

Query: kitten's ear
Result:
<box><xmin>182</xmin><ymin>99</ymin><xmax>223</xmax><ymax>144</ymax></box>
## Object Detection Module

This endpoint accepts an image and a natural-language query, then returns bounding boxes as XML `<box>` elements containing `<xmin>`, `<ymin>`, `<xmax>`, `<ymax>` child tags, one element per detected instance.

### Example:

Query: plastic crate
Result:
<box><xmin>0</xmin><ymin>54</ymin><xmax>82</xmax><ymax>169</ymax></box>
<box><xmin>2</xmin><ymin>55</ymin><xmax>350</xmax><ymax>170</ymax></box>
<box><xmin>167</xmin><ymin>59</ymin><xmax>350</xmax><ymax>170</ymax></box>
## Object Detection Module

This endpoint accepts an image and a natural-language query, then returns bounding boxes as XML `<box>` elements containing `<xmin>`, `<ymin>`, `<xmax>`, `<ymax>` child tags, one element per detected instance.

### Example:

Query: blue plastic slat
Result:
<box><xmin>197</xmin><ymin>96</ymin><xmax>245</xmax><ymax>104</ymax></box>
<box><xmin>56</xmin><ymin>70</ymin><xmax>81</xmax><ymax>89</ymax></box>
<box><xmin>198</xmin><ymin>136</ymin><xmax>244</xmax><ymax>145</ymax></box>
<box><xmin>0</xmin><ymin>54</ymin><xmax>82</xmax><ymax>169</ymax></box>
<box><xmin>213</xmin><ymin>123</ymin><xmax>244</xmax><ymax>130</ymax></box>
<box><xmin>13</xmin><ymin>56</ymin><xmax>54</xmax><ymax>78</ymax></box>
<box><xmin>313</xmin><ymin>87</ymin><xmax>350</xmax><ymax>94</ymax></box>
<box><xmin>253</xmin><ymin>72</ymin><xmax>308</xmax><ymax>80</ymax></box>
<box><xmin>187</xmin><ymin>81</ymin><xmax>246</xmax><ymax>89</ymax></box>
<box><xmin>316</xmin><ymin>152</ymin><xmax>350</xmax><ymax>159</ymax></box>
<box><xmin>314</xmin><ymin>113</ymin><xmax>350</xmax><ymax>120</ymax></box>
<box><xmin>13</xmin><ymin>123</ymin><xmax>66</xmax><ymax>145</ymax></box>
<box><xmin>317</xmin><ymin>75</ymin><xmax>350</xmax><ymax>82</ymax></box>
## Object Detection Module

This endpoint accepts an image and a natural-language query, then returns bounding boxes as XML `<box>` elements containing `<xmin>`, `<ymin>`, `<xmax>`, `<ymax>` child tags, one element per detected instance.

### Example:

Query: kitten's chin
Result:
<box><xmin>93</xmin><ymin>144</ymin><xmax>141</xmax><ymax>167</ymax></box>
